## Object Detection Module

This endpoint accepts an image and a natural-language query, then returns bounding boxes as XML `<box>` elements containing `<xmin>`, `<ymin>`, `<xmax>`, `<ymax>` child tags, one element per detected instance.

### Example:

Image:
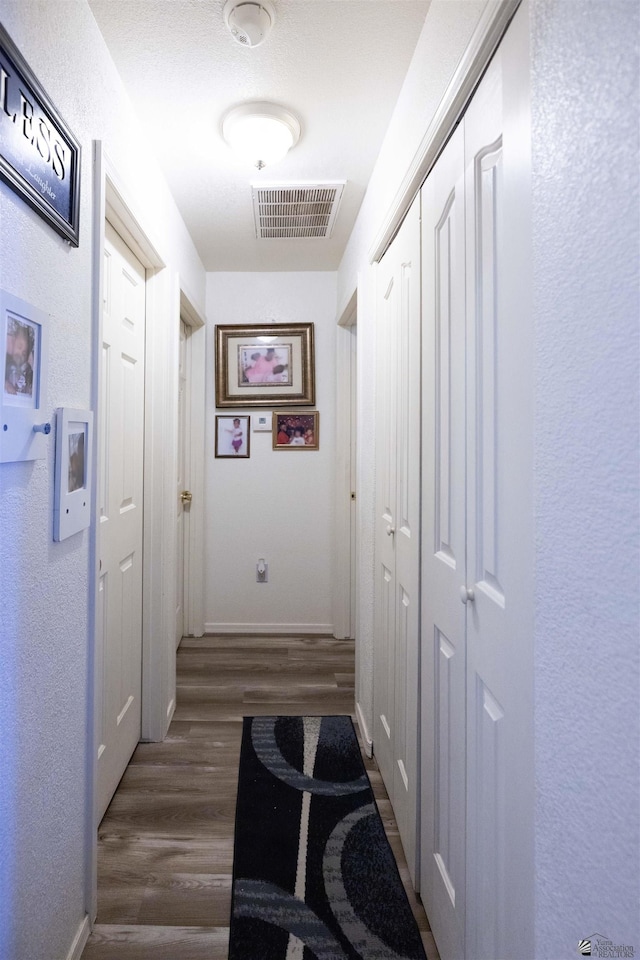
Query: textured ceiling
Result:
<box><xmin>88</xmin><ymin>0</ymin><xmax>430</xmax><ymax>271</ymax></box>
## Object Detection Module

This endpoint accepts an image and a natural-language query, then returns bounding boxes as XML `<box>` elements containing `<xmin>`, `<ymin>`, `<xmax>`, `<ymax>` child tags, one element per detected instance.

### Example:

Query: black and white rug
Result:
<box><xmin>229</xmin><ymin>715</ymin><xmax>427</xmax><ymax>960</ymax></box>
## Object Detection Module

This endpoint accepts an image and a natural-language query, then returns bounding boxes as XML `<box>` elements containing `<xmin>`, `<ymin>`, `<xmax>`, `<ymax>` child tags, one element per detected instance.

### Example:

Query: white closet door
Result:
<box><xmin>464</xmin><ymin>8</ymin><xmax>534</xmax><ymax>958</ymax></box>
<box><xmin>373</xmin><ymin>195</ymin><xmax>421</xmax><ymax>883</ymax></box>
<box><xmin>420</xmin><ymin>5</ymin><xmax>533</xmax><ymax>958</ymax></box>
<box><xmin>97</xmin><ymin>221</ymin><xmax>146</xmax><ymax>822</ymax></box>
<box><xmin>420</xmin><ymin>122</ymin><xmax>468</xmax><ymax>960</ymax></box>
<box><xmin>373</xmin><ymin>243</ymin><xmax>398</xmax><ymax>813</ymax></box>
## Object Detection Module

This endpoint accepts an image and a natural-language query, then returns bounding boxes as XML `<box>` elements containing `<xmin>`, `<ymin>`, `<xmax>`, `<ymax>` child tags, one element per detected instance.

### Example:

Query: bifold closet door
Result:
<box><xmin>373</xmin><ymin>194</ymin><xmax>421</xmax><ymax>884</ymax></box>
<box><xmin>420</xmin><ymin>5</ymin><xmax>533</xmax><ymax>959</ymax></box>
<box><xmin>420</xmin><ymin>121</ymin><xmax>467</xmax><ymax>960</ymax></box>
<box><xmin>463</xmin><ymin>7</ymin><xmax>534</xmax><ymax>958</ymax></box>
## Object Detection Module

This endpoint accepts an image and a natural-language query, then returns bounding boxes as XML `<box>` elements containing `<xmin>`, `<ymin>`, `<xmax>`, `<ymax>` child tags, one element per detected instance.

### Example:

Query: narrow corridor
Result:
<box><xmin>81</xmin><ymin>635</ymin><xmax>438</xmax><ymax>960</ymax></box>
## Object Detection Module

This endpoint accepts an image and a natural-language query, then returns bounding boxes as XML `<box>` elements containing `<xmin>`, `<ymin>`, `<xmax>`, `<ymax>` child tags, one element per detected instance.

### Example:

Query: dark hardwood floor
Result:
<box><xmin>81</xmin><ymin>635</ymin><xmax>440</xmax><ymax>960</ymax></box>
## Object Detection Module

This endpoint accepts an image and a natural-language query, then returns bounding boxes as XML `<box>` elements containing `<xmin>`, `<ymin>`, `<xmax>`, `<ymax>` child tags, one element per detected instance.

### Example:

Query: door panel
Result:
<box><xmin>393</xmin><ymin>236</ymin><xmax>421</xmax><ymax>873</ymax></box>
<box><xmin>374</xmin><ymin>267</ymin><xmax>397</xmax><ymax>787</ymax></box>
<box><xmin>464</xmin><ymin>11</ymin><xmax>533</xmax><ymax>957</ymax></box>
<box><xmin>420</xmin><ymin>122</ymin><xmax>467</xmax><ymax>960</ymax></box>
<box><xmin>420</xmin><ymin>7</ymin><xmax>533</xmax><ymax>958</ymax></box>
<box><xmin>176</xmin><ymin>319</ymin><xmax>188</xmax><ymax>648</ymax></box>
<box><xmin>349</xmin><ymin>326</ymin><xmax>357</xmax><ymax>638</ymax></box>
<box><xmin>473</xmin><ymin>138</ymin><xmax>504</xmax><ymax>604</ymax></box>
<box><xmin>373</xmin><ymin>194</ymin><xmax>421</xmax><ymax>884</ymax></box>
<box><xmin>97</xmin><ymin>221</ymin><xmax>145</xmax><ymax>822</ymax></box>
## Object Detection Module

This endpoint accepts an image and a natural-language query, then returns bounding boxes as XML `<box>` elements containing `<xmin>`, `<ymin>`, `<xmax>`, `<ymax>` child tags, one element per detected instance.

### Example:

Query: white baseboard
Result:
<box><xmin>166</xmin><ymin>695</ymin><xmax>176</xmax><ymax>731</ymax></box>
<box><xmin>204</xmin><ymin>622</ymin><xmax>334</xmax><ymax>636</ymax></box>
<box><xmin>66</xmin><ymin>915</ymin><xmax>90</xmax><ymax>960</ymax></box>
<box><xmin>356</xmin><ymin>700</ymin><xmax>373</xmax><ymax>758</ymax></box>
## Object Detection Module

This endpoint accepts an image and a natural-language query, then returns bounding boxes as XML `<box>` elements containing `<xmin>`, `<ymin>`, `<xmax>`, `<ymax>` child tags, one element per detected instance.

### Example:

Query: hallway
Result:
<box><xmin>1</xmin><ymin>4</ymin><xmax>637</xmax><ymax>958</ymax></box>
<box><xmin>81</xmin><ymin>635</ymin><xmax>438</xmax><ymax>960</ymax></box>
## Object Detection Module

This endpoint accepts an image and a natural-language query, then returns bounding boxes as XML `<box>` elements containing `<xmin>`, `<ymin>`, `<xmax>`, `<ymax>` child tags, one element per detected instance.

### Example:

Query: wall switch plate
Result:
<box><xmin>256</xmin><ymin>562</ymin><xmax>268</xmax><ymax>582</ymax></box>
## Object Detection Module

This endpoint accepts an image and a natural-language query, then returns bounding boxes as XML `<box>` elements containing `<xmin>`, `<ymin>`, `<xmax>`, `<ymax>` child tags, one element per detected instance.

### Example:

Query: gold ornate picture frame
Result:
<box><xmin>272</xmin><ymin>411</ymin><xmax>319</xmax><ymax>450</ymax></box>
<box><xmin>215</xmin><ymin>323</ymin><xmax>315</xmax><ymax>408</ymax></box>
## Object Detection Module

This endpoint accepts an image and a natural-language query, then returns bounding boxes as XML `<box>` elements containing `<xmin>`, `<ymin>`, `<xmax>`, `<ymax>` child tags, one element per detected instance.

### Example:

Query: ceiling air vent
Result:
<box><xmin>251</xmin><ymin>182</ymin><xmax>346</xmax><ymax>240</ymax></box>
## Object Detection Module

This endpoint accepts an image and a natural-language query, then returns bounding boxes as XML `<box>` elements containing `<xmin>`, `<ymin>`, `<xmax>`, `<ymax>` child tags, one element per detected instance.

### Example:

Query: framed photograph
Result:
<box><xmin>4</xmin><ymin>312</ymin><xmax>38</xmax><ymax>406</ymax></box>
<box><xmin>215</xmin><ymin>415</ymin><xmax>251</xmax><ymax>458</ymax></box>
<box><xmin>253</xmin><ymin>413</ymin><xmax>272</xmax><ymax>432</ymax></box>
<box><xmin>0</xmin><ymin>25</ymin><xmax>81</xmax><ymax>245</ymax></box>
<box><xmin>53</xmin><ymin>407</ymin><xmax>93</xmax><ymax>541</ymax></box>
<box><xmin>273</xmin><ymin>411</ymin><xmax>319</xmax><ymax>450</ymax></box>
<box><xmin>1</xmin><ymin>288</ymin><xmax>49</xmax><ymax>462</ymax></box>
<box><xmin>215</xmin><ymin>323</ymin><xmax>315</xmax><ymax>408</ymax></box>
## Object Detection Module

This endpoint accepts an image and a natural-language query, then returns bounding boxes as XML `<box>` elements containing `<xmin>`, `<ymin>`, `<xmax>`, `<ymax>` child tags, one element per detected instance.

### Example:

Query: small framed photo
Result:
<box><xmin>53</xmin><ymin>407</ymin><xmax>93</xmax><ymax>541</ymax></box>
<box><xmin>253</xmin><ymin>413</ymin><xmax>272</xmax><ymax>432</ymax></box>
<box><xmin>215</xmin><ymin>415</ymin><xmax>250</xmax><ymax>458</ymax></box>
<box><xmin>1</xmin><ymin>288</ymin><xmax>49</xmax><ymax>463</ymax></box>
<box><xmin>4</xmin><ymin>312</ymin><xmax>38</xmax><ymax>406</ymax></box>
<box><xmin>273</xmin><ymin>411</ymin><xmax>319</xmax><ymax>450</ymax></box>
<box><xmin>215</xmin><ymin>323</ymin><xmax>315</xmax><ymax>408</ymax></box>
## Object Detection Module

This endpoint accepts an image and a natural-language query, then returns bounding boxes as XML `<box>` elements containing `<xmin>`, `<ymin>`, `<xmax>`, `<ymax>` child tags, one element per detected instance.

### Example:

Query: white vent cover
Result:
<box><xmin>251</xmin><ymin>182</ymin><xmax>346</xmax><ymax>240</ymax></box>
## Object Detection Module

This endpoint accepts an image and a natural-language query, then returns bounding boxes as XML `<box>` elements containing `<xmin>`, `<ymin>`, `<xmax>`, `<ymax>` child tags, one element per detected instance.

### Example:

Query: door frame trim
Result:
<box><xmin>88</xmin><ymin>141</ymin><xmax>166</xmax><ymax>921</ymax></box>
<box><xmin>178</xmin><ymin>287</ymin><xmax>206</xmax><ymax>638</ymax></box>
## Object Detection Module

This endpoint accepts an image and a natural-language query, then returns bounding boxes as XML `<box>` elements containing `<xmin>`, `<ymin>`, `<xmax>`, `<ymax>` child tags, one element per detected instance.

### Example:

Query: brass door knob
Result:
<box><xmin>181</xmin><ymin>490</ymin><xmax>193</xmax><ymax>504</ymax></box>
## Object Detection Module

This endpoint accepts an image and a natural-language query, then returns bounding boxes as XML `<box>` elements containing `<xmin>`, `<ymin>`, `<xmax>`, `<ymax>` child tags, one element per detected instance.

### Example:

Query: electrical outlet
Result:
<box><xmin>256</xmin><ymin>561</ymin><xmax>268</xmax><ymax>583</ymax></box>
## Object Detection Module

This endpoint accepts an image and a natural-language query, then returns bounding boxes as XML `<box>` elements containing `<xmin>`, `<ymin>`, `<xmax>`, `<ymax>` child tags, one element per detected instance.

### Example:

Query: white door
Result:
<box><xmin>97</xmin><ymin>221</ymin><xmax>146</xmax><ymax>821</ymax></box>
<box><xmin>420</xmin><ymin>121</ymin><xmax>468</xmax><ymax>960</ymax></box>
<box><xmin>420</xmin><ymin>7</ymin><xmax>533</xmax><ymax>958</ymax></box>
<box><xmin>334</xmin><ymin>318</ymin><xmax>357</xmax><ymax>640</ymax></box>
<box><xmin>175</xmin><ymin>318</ymin><xmax>189</xmax><ymax>648</ymax></box>
<box><xmin>348</xmin><ymin>325</ymin><xmax>357</xmax><ymax>640</ymax></box>
<box><xmin>463</xmin><ymin>9</ymin><xmax>534</xmax><ymax>957</ymax></box>
<box><xmin>373</xmin><ymin>194</ymin><xmax>421</xmax><ymax>883</ymax></box>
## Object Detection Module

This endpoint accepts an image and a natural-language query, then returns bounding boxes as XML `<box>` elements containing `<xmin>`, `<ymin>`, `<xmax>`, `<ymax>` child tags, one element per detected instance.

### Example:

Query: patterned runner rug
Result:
<box><xmin>229</xmin><ymin>715</ymin><xmax>427</xmax><ymax>959</ymax></box>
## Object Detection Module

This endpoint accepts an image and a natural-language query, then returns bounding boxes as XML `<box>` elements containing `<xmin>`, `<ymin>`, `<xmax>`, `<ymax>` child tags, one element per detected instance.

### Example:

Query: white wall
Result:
<box><xmin>336</xmin><ymin>0</ymin><xmax>489</xmax><ymax>740</ymax></box>
<box><xmin>530</xmin><ymin>0</ymin><xmax>640</xmax><ymax>954</ymax></box>
<box><xmin>205</xmin><ymin>272</ymin><xmax>337</xmax><ymax>634</ymax></box>
<box><xmin>0</xmin><ymin>3</ymin><xmax>206</xmax><ymax>959</ymax></box>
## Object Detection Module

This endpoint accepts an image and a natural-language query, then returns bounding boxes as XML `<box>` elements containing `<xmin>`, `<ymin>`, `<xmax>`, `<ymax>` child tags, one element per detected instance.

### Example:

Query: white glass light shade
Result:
<box><xmin>222</xmin><ymin>103</ymin><xmax>301</xmax><ymax>169</ymax></box>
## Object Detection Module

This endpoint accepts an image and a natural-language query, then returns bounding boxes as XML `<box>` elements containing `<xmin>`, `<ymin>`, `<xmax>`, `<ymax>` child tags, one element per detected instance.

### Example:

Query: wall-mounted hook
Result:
<box><xmin>33</xmin><ymin>422</ymin><xmax>51</xmax><ymax>435</ymax></box>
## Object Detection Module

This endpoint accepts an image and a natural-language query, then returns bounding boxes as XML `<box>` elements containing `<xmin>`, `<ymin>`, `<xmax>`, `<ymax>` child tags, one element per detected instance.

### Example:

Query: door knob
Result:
<box><xmin>386</xmin><ymin>524</ymin><xmax>395</xmax><ymax>536</ymax></box>
<box><xmin>181</xmin><ymin>490</ymin><xmax>192</xmax><ymax>504</ymax></box>
<box><xmin>459</xmin><ymin>585</ymin><xmax>475</xmax><ymax>604</ymax></box>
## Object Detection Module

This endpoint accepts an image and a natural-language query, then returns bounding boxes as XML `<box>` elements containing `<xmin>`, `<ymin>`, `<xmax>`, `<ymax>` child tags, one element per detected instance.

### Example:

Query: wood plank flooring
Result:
<box><xmin>81</xmin><ymin>635</ymin><xmax>440</xmax><ymax>960</ymax></box>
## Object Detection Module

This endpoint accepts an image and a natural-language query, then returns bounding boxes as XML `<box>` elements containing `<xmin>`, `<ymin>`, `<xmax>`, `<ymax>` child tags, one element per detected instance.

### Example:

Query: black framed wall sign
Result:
<box><xmin>0</xmin><ymin>24</ymin><xmax>81</xmax><ymax>245</ymax></box>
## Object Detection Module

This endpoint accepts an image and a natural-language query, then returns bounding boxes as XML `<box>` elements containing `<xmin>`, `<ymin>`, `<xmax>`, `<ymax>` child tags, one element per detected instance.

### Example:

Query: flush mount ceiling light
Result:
<box><xmin>222</xmin><ymin>103</ymin><xmax>301</xmax><ymax>170</ymax></box>
<box><xmin>223</xmin><ymin>0</ymin><xmax>275</xmax><ymax>48</ymax></box>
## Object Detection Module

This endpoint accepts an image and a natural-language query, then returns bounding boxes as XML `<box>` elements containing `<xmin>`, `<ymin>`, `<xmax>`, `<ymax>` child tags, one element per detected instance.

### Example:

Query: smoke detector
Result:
<box><xmin>223</xmin><ymin>0</ymin><xmax>275</xmax><ymax>48</ymax></box>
